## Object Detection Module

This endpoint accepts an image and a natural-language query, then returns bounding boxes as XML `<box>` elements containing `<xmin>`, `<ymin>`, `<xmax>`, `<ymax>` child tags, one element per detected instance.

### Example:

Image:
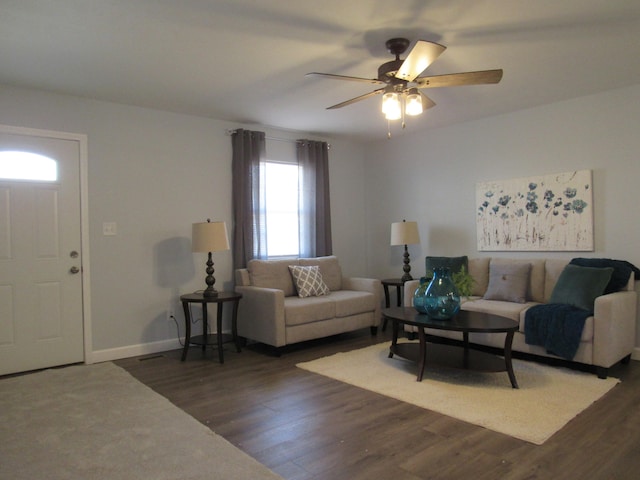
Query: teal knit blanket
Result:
<box><xmin>524</xmin><ymin>303</ymin><xmax>591</xmax><ymax>360</ymax></box>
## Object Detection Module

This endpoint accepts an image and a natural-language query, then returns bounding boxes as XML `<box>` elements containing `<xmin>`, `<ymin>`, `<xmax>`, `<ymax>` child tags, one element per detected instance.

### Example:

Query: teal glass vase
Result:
<box><xmin>423</xmin><ymin>267</ymin><xmax>460</xmax><ymax>319</ymax></box>
<box><xmin>413</xmin><ymin>277</ymin><xmax>430</xmax><ymax>313</ymax></box>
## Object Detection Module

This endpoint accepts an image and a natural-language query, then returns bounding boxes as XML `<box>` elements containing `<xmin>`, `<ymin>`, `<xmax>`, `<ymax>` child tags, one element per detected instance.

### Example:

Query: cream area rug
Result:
<box><xmin>297</xmin><ymin>342</ymin><xmax>619</xmax><ymax>445</ymax></box>
<box><xmin>0</xmin><ymin>362</ymin><xmax>282</xmax><ymax>480</ymax></box>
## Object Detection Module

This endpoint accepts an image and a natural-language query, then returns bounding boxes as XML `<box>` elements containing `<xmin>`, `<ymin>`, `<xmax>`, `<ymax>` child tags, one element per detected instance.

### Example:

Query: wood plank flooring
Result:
<box><xmin>115</xmin><ymin>329</ymin><xmax>640</xmax><ymax>480</ymax></box>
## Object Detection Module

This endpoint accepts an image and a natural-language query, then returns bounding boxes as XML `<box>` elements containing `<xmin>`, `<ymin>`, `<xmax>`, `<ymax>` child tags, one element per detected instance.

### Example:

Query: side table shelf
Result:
<box><xmin>180</xmin><ymin>291</ymin><xmax>242</xmax><ymax>364</ymax></box>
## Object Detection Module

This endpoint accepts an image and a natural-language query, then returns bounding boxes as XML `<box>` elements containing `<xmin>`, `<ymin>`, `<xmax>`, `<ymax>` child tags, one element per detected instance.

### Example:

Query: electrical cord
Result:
<box><xmin>170</xmin><ymin>302</ymin><xmax>208</xmax><ymax>347</ymax></box>
<box><xmin>170</xmin><ymin>313</ymin><xmax>184</xmax><ymax>347</ymax></box>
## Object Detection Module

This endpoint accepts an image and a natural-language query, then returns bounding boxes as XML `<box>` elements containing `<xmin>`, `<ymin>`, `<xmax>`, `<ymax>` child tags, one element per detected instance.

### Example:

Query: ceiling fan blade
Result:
<box><xmin>395</xmin><ymin>40</ymin><xmax>446</xmax><ymax>82</ymax></box>
<box><xmin>414</xmin><ymin>69</ymin><xmax>504</xmax><ymax>88</ymax></box>
<box><xmin>326</xmin><ymin>88</ymin><xmax>385</xmax><ymax>109</ymax></box>
<box><xmin>306</xmin><ymin>72</ymin><xmax>383</xmax><ymax>85</ymax></box>
<box><xmin>420</xmin><ymin>92</ymin><xmax>436</xmax><ymax>110</ymax></box>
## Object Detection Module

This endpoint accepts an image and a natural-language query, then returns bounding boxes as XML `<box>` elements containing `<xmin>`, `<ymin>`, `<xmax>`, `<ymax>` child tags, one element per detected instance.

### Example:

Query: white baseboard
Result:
<box><xmin>90</xmin><ymin>338</ymin><xmax>183</xmax><ymax>364</ymax></box>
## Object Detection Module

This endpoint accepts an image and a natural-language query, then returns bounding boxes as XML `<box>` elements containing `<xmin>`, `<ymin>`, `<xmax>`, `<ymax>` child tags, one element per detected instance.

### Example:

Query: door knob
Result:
<box><xmin>69</xmin><ymin>266</ymin><xmax>80</xmax><ymax>274</ymax></box>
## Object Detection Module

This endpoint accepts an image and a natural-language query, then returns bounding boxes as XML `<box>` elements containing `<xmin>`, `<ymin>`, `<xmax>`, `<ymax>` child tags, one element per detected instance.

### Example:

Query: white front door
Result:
<box><xmin>0</xmin><ymin>128</ymin><xmax>85</xmax><ymax>375</ymax></box>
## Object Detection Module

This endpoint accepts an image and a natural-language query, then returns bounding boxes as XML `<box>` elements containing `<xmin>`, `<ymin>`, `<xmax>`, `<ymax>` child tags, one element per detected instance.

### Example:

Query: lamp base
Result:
<box><xmin>202</xmin><ymin>252</ymin><xmax>218</xmax><ymax>297</ymax></box>
<box><xmin>401</xmin><ymin>244</ymin><xmax>413</xmax><ymax>282</ymax></box>
<box><xmin>203</xmin><ymin>287</ymin><xmax>218</xmax><ymax>297</ymax></box>
<box><xmin>401</xmin><ymin>272</ymin><xmax>413</xmax><ymax>283</ymax></box>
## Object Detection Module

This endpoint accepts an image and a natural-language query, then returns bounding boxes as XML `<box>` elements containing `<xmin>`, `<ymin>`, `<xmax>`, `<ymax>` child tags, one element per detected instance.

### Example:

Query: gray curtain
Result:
<box><xmin>296</xmin><ymin>139</ymin><xmax>332</xmax><ymax>257</ymax></box>
<box><xmin>231</xmin><ymin>129</ymin><xmax>266</xmax><ymax>269</ymax></box>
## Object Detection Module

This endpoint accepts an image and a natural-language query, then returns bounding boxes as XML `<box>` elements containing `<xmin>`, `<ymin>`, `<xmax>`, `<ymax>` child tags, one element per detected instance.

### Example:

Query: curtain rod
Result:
<box><xmin>225</xmin><ymin>129</ymin><xmax>331</xmax><ymax>149</ymax></box>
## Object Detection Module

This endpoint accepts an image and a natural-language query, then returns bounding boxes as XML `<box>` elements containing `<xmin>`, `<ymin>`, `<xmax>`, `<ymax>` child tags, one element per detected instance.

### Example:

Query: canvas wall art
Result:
<box><xmin>476</xmin><ymin>170</ymin><xmax>593</xmax><ymax>251</ymax></box>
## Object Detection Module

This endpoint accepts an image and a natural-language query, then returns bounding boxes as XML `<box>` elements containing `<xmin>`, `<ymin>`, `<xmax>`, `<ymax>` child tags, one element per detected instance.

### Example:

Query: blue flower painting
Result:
<box><xmin>476</xmin><ymin>170</ymin><xmax>593</xmax><ymax>251</ymax></box>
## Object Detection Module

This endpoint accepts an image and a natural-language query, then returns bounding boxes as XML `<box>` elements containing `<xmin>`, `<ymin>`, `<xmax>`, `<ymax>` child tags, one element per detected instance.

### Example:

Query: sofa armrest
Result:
<box><xmin>403</xmin><ymin>279</ymin><xmax>420</xmax><ymax>307</ymax></box>
<box><xmin>592</xmin><ymin>290</ymin><xmax>637</xmax><ymax>368</ymax></box>
<box><xmin>235</xmin><ymin>285</ymin><xmax>287</xmax><ymax>348</ymax></box>
<box><xmin>342</xmin><ymin>277</ymin><xmax>383</xmax><ymax>321</ymax></box>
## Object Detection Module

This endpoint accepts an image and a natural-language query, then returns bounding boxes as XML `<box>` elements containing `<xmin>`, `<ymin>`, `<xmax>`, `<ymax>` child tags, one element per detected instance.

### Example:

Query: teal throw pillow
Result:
<box><xmin>425</xmin><ymin>256</ymin><xmax>468</xmax><ymax>276</ymax></box>
<box><xmin>549</xmin><ymin>264</ymin><xmax>614</xmax><ymax>312</ymax></box>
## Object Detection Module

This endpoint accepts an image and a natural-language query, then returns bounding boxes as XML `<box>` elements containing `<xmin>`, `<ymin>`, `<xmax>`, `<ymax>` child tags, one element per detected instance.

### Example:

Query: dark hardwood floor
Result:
<box><xmin>115</xmin><ymin>329</ymin><xmax>640</xmax><ymax>480</ymax></box>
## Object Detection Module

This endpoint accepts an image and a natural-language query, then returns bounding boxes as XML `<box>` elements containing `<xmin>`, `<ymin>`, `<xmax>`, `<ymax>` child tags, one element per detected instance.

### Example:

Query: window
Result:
<box><xmin>0</xmin><ymin>151</ymin><xmax>58</xmax><ymax>181</ymax></box>
<box><xmin>264</xmin><ymin>161</ymin><xmax>299</xmax><ymax>257</ymax></box>
<box><xmin>231</xmin><ymin>129</ymin><xmax>331</xmax><ymax>268</ymax></box>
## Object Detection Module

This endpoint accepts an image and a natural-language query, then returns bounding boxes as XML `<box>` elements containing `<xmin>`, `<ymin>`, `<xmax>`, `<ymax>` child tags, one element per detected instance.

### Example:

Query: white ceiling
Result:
<box><xmin>1</xmin><ymin>0</ymin><xmax>639</xmax><ymax>141</ymax></box>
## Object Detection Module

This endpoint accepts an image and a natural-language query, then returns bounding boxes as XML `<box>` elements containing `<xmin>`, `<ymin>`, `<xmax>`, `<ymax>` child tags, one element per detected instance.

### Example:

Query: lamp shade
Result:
<box><xmin>390</xmin><ymin>221</ymin><xmax>420</xmax><ymax>246</ymax></box>
<box><xmin>192</xmin><ymin>221</ymin><xmax>230</xmax><ymax>253</ymax></box>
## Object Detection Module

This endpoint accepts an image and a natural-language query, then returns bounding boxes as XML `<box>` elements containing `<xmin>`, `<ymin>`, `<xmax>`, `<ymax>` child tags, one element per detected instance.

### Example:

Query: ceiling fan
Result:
<box><xmin>306</xmin><ymin>38</ymin><xmax>503</xmax><ymax>136</ymax></box>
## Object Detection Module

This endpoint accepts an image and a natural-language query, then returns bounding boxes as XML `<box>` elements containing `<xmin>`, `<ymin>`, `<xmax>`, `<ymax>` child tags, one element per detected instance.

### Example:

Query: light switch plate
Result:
<box><xmin>103</xmin><ymin>222</ymin><xmax>117</xmax><ymax>236</ymax></box>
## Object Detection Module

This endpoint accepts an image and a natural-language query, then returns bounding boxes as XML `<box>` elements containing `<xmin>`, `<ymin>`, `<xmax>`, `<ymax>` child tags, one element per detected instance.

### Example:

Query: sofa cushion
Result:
<box><xmin>483</xmin><ymin>261</ymin><xmax>531</xmax><ymax>303</ymax></box>
<box><xmin>468</xmin><ymin>257</ymin><xmax>490</xmax><ymax>296</ymax></box>
<box><xmin>550</xmin><ymin>264</ymin><xmax>614</xmax><ymax>312</ymax></box>
<box><xmin>299</xmin><ymin>256</ymin><xmax>342</xmax><ymax>291</ymax></box>
<box><xmin>284</xmin><ymin>296</ymin><xmax>336</xmax><ymax>326</ymax></box>
<box><xmin>289</xmin><ymin>265</ymin><xmax>330</xmax><ymax>298</ymax></box>
<box><xmin>527</xmin><ymin>259</ymin><xmax>546</xmax><ymax>303</ymax></box>
<box><xmin>461</xmin><ymin>298</ymin><xmax>533</xmax><ymax>322</ymax></box>
<box><xmin>330</xmin><ymin>290</ymin><xmax>377</xmax><ymax>318</ymax></box>
<box><xmin>248</xmin><ymin>258</ymin><xmax>298</xmax><ymax>297</ymax></box>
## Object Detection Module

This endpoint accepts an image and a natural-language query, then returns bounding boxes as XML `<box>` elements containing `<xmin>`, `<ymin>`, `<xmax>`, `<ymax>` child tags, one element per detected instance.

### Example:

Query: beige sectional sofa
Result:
<box><xmin>404</xmin><ymin>258</ymin><xmax>637</xmax><ymax>378</ymax></box>
<box><xmin>235</xmin><ymin>256</ymin><xmax>381</xmax><ymax>349</ymax></box>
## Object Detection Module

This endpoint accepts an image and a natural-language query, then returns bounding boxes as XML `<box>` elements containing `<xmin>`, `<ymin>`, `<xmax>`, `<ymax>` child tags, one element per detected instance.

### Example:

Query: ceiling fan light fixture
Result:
<box><xmin>405</xmin><ymin>89</ymin><xmax>423</xmax><ymax>116</ymax></box>
<box><xmin>381</xmin><ymin>91</ymin><xmax>399</xmax><ymax>114</ymax></box>
<box><xmin>385</xmin><ymin>104</ymin><xmax>402</xmax><ymax>120</ymax></box>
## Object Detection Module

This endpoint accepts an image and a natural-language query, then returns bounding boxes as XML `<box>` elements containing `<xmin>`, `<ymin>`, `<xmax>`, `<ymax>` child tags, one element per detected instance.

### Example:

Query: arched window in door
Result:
<box><xmin>0</xmin><ymin>151</ymin><xmax>58</xmax><ymax>181</ymax></box>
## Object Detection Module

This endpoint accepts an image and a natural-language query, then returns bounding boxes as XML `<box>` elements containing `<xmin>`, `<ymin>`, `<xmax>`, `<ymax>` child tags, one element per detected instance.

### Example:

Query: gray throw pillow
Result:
<box><xmin>550</xmin><ymin>264</ymin><xmax>614</xmax><ymax>312</ymax></box>
<box><xmin>483</xmin><ymin>262</ymin><xmax>532</xmax><ymax>304</ymax></box>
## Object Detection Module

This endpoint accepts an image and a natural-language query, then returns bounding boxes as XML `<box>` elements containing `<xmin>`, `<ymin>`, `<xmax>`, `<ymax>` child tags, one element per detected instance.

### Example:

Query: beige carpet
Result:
<box><xmin>0</xmin><ymin>362</ymin><xmax>282</xmax><ymax>480</ymax></box>
<box><xmin>297</xmin><ymin>342</ymin><xmax>619</xmax><ymax>445</ymax></box>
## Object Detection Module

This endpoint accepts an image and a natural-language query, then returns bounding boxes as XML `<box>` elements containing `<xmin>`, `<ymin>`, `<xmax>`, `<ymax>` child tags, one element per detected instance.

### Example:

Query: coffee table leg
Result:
<box><xmin>504</xmin><ymin>331</ymin><xmax>518</xmax><ymax>389</ymax></box>
<box><xmin>417</xmin><ymin>327</ymin><xmax>427</xmax><ymax>382</ymax></box>
<box><xmin>463</xmin><ymin>331</ymin><xmax>470</xmax><ymax>369</ymax></box>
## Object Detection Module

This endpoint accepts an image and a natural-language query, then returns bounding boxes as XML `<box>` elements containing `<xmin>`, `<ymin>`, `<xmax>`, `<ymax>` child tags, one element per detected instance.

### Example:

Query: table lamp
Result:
<box><xmin>390</xmin><ymin>220</ymin><xmax>420</xmax><ymax>282</ymax></box>
<box><xmin>192</xmin><ymin>219</ymin><xmax>230</xmax><ymax>297</ymax></box>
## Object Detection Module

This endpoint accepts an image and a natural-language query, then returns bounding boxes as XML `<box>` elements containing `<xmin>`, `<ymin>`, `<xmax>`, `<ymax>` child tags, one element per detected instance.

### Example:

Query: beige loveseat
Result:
<box><xmin>404</xmin><ymin>258</ymin><xmax>637</xmax><ymax>378</ymax></box>
<box><xmin>235</xmin><ymin>256</ymin><xmax>381</xmax><ymax>349</ymax></box>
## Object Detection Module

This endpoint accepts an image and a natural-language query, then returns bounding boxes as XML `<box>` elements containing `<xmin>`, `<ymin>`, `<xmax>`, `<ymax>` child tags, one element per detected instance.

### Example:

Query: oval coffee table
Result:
<box><xmin>383</xmin><ymin>307</ymin><xmax>519</xmax><ymax>388</ymax></box>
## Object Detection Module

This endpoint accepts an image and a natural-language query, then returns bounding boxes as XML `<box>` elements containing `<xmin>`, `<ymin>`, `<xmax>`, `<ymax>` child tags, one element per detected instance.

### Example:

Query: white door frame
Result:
<box><xmin>0</xmin><ymin>123</ymin><xmax>93</xmax><ymax>365</ymax></box>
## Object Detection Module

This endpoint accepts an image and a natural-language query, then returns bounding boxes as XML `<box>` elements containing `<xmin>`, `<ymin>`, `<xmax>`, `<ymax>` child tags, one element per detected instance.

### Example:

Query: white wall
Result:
<box><xmin>3</xmin><ymin>81</ymin><xmax>638</xmax><ymax>358</ymax></box>
<box><xmin>364</xmin><ymin>83</ymin><xmax>640</xmax><ymax>349</ymax></box>
<box><xmin>0</xmin><ymin>84</ymin><xmax>368</xmax><ymax>360</ymax></box>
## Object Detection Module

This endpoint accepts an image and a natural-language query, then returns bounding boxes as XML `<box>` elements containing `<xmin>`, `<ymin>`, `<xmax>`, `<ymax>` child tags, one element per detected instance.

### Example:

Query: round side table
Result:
<box><xmin>180</xmin><ymin>291</ymin><xmax>242</xmax><ymax>364</ymax></box>
<box><xmin>381</xmin><ymin>278</ymin><xmax>406</xmax><ymax>331</ymax></box>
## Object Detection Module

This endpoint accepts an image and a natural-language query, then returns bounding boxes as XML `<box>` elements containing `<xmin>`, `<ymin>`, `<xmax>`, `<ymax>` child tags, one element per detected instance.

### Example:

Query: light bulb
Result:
<box><xmin>405</xmin><ymin>89</ymin><xmax>423</xmax><ymax>116</ymax></box>
<box><xmin>385</xmin><ymin>101</ymin><xmax>401</xmax><ymax>120</ymax></box>
<box><xmin>382</xmin><ymin>91</ymin><xmax>399</xmax><ymax>114</ymax></box>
